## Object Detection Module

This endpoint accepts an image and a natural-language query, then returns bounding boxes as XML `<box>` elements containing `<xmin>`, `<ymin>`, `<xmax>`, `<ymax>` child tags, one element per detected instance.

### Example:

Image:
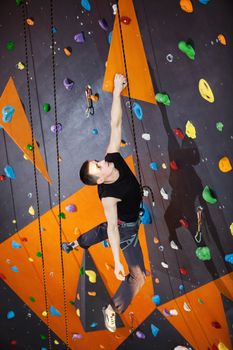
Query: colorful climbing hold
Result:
<box><xmin>196</xmin><ymin>247</ymin><xmax>211</xmax><ymax>261</ymax></box>
<box><xmin>72</xmin><ymin>333</ymin><xmax>83</xmax><ymax>340</ymax></box>
<box><xmin>80</xmin><ymin>266</ymin><xmax>84</xmax><ymax>275</ymax></box>
<box><xmin>155</xmin><ymin>93</ymin><xmax>171</xmax><ymax>106</ymax></box>
<box><xmin>43</xmin><ymin>103</ymin><xmax>50</xmax><ymax>112</ymax></box>
<box><xmin>198</xmin><ymin>298</ymin><xmax>204</xmax><ymax>304</ymax></box>
<box><xmin>16</xmin><ymin>0</ymin><xmax>23</xmax><ymax>5</ymax></box>
<box><xmin>0</xmin><ymin>175</ymin><xmax>7</xmax><ymax>181</ymax></box>
<box><xmin>185</xmin><ymin>120</ymin><xmax>196</xmax><ymax>139</ymax></box>
<box><xmin>4</xmin><ymin>165</ymin><xmax>16</xmax><ymax>179</ymax></box>
<box><xmin>29</xmin><ymin>296</ymin><xmax>36</xmax><ymax>302</ymax></box>
<box><xmin>11</xmin><ymin>266</ymin><xmax>19</xmax><ymax>272</ymax></box>
<box><xmin>202</xmin><ymin>185</ymin><xmax>217</xmax><ymax>204</ymax></box>
<box><xmin>63</xmin><ymin>78</ymin><xmax>74</xmax><ymax>90</ymax></box>
<box><xmin>76</xmin><ymin>308</ymin><xmax>80</xmax><ymax>317</ymax></box>
<box><xmin>163</xmin><ymin>308</ymin><xmax>171</xmax><ymax>317</ymax></box>
<box><xmin>74</xmin><ymin>32</ymin><xmax>85</xmax><ymax>43</ymax></box>
<box><xmin>98</xmin><ymin>18</ymin><xmax>109</xmax><ymax>31</ymax></box>
<box><xmin>36</xmin><ymin>251</ymin><xmax>42</xmax><ymax>257</ymax></box>
<box><xmin>108</xmin><ymin>31</ymin><xmax>112</xmax><ymax>44</ymax></box>
<box><xmin>183</xmin><ymin>302</ymin><xmax>191</xmax><ymax>312</ymax></box>
<box><xmin>152</xmin><ymin>295</ymin><xmax>161</xmax><ymax>305</ymax></box>
<box><xmin>180</xmin><ymin>267</ymin><xmax>188</xmax><ymax>276</ymax></box>
<box><xmin>218</xmin><ymin>157</ymin><xmax>232</xmax><ymax>173</ymax></box>
<box><xmin>88</xmin><ymin>291</ymin><xmax>96</xmax><ymax>296</ymax></box>
<box><xmin>51</xmin><ymin>26</ymin><xmax>57</xmax><ymax>34</ymax></box>
<box><xmin>199</xmin><ymin>0</ymin><xmax>211</xmax><ymax>4</ymax></box>
<box><xmin>50</xmin><ymin>123</ymin><xmax>63</xmax><ymax>133</ymax></box>
<box><xmin>120</xmin><ymin>16</ymin><xmax>131</xmax><ymax>25</ymax></box>
<box><xmin>40</xmin><ymin>334</ymin><xmax>47</xmax><ymax>340</ymax></box>
<box><xmin>179</xmin><ymin>0</ymin><xmax>193</xmax><ymax>13</ymax></box>
<box><xmin>179</xmin><ymin>218</ymin><xmax>189</xmax><ymax>229</ymax></box>
<box><xmin>178</xmin><ymin>41</ymin><xmax>195</xmax><ymax>60</ymax></box>
<box><xmin>92</xmin><ymin>128</ymin><xmax>98</xmax><ymax>135</ymax></box>
<box><xmin>85</xmin><ymin>270</ymin><xmax>97</xmax><ymax>283</ymax></box>
<box><xmin>198</xmin><ymin>79</ymin><xmax>215</xmax><ymax>103</ymax></box>
<box><xmin>65</xmin><ymin>204</ymin><xmax>77</xmax><ymax>212</ymax></box>
<box><xmin>140</xmin><ymin>203</ymin><xmax>152</xmax><ymax>224</ymax></box>
<box><xmin>151</xmin><ymin>324</ymin><xmax>160</xmax><ymax>337</ymax></box>
<box><xmin>224</xmin><ymin>253</ymin><xmax>233</xmax><ymax>264</ymax></box>
<box><xmin>64</xmin><ymin>47</ymin><xmax>72</xmax><ymax>56</ymax></box>
<box><xmin>26</xmin><ymin>144</ymin><xmax>34</xmax><ymax>151</ymax></box>
<box><xmin>173</xmin><ymin>128</ymin><xmax>185</xmax><ymax>139</ymax></box>
<box><xmin>6</xmin><ymin>40</ymin><xmax>15</xmax><ymax>51</ymax></box>
<box><xmin>170</xmin><ymin>160</ymin><xmax>179</xmax><ymax>170</ymax></box>
<box><xmin>28</xmin><ymin>206</ymin><xmax>35</xmax><ymax>216</ymax></box>
<box><xmin>7</xmin><ymin>311</ymin><xmax>15</xmax><ymax>319</ymax></box>
<box><xmin>12</xmin><ymin>241</ymin><xmax>22</xmax><ymax>249</ymax></box>
<box><xmin>90</xmin><ymin>322</ymin><xmax>98</xmax><ymax>328</ymax></box>
<box><xmin>230</xmin><ymin>223</ymin><xmax>233</xmax><ymax>235</ymax></box>
<box><xmin>211</xmin><ymin>321</ymin><xmax>221</xmax><ymax>329</ymax></box>
<box><xmin>217</xmin><ymin>34</ymin><xmax>227</xmax><ymax>46</ymax></box>
<box><xmin>16</xmin><ymin>61</ymin><xmax>25</xmax><ymax>70</ymax></box>
<box><xmin>58</xmin><ymin>212</ymin><xmax>66</xmax><ymax>219</ymax></box>
<box><xmin>142</xmin><ymin>133</ymin><xmax>151</xmax><ymax>141</ymax></box>
<box><xmin>160</xmin><ymin>187</ymin><xmax>169</xmax><ymax>200</ymax></box>
<box><xmin>136</xmin><ymin>330</ymin><xmax>146</xmax><ymax>339</ymax></box>
<box><xmin>26</xmin><ymin>18</ymin><xmax>35</xmax><ymax>26</ymax></box>
<box><xmin>50</xmin><ymin>306</ymin><xmax>61</xmax><ymax>316</ymax></box>
<box><xmin>132</xmin><ymin>102</ymin><xmax>143</xmax><ymax>120</ymax></box>
<box><xmin>218</xmin><ymin>343</ymin><xmax>229</xmax><ymax>350</ymax></box>
<box><xmin>81</xmin><ymin>0</ymin><xmax>91</xmax><ymax>11</ymax></box>
<box><xmin>216</xmin><ymin>122</ymin><xmax>224</xmax><ymax>132</ymax></box>
<box><xmin>2</xmin><ymin>106</ymin><xmax>15</xmax><ymax>122</ymax></box>
<box><xmin>150</xmin><ymin>162</ymin><xmax>158</xmax><ymax>171</ymax></box>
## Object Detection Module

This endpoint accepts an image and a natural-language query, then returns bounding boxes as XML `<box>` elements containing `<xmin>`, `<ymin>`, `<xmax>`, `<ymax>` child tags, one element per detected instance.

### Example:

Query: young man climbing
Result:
<box><xmin>62</xmin><ymin>73</ymin><xmax>146</xmax><ymax>332</ymax></box>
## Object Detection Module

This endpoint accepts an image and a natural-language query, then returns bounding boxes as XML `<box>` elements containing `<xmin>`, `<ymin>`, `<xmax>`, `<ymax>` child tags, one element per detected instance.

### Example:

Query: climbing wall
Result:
<box><xmin>0</xmin><ymin>0</ymin><xmax>233</xmax><ymax>349</ymax></box>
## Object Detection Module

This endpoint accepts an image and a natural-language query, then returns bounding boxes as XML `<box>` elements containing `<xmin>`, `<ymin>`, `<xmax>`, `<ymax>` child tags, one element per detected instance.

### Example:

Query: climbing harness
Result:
<box><xmin>195</xmin><ymin>206</ymin><xmax>203</xmax><ymax>243</ymax></box>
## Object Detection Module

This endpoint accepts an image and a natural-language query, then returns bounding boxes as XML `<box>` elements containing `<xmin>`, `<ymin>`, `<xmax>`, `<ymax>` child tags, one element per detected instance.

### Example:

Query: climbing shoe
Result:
<box><xmin>102</xmin><ymin>306</ymin><xmax>116</xmax><ymax>333</ymax></box>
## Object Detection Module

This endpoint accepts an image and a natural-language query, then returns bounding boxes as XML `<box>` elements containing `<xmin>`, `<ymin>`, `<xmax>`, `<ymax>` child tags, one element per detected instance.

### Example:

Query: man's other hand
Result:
<box><xmin>114</xmin><ymin>261</ymin><xmax>125</xmax><ymax>281</ymax></box>
<box><xmin>113</xmin><ymin>74</ymin><xmax>127</xmax><ymax>96</ymax></box>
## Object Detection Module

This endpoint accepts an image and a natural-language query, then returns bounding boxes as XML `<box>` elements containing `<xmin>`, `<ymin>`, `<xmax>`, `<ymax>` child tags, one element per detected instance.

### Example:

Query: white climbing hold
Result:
<box><xmin>161</xmin><ymin>262</ymin><xmax>169</xmax><ymax>268</ymax></box>
<box><xmin>160</xmin><ymin>188</ymin><xmax>169</xmax><ymax>200</ymax></box>
<box><xmin>183</xmin><ymin>302</ymin><xmax>191</xmax><ymax>312</ymax></box>
<box><xmin>142</xmin><ymin>133</ymin><xmax>151</xmax><ymax>141</ymax></box>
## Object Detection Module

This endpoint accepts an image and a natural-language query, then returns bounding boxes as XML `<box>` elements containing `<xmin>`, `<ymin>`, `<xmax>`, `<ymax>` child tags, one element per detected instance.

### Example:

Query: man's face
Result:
<box><xmin>88</xmin><ymin>160</ymin><xmax>115</xmax><ymax>183</ymax></box>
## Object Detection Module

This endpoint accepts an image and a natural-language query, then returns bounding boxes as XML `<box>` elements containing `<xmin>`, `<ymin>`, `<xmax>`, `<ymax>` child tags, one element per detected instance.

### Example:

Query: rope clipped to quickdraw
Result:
<box><xmin>116</xmin><ymin>2</ymin><xmax>155</xmax><ymax>213</ymax></box>
<box><xmin>21</xmin><ymin>2</ymin><xmax>52</xmax><ymax>349</ymax></box>
<box><xmin>50</xmin><ymin>0</ymin><xmax>70</xmax><ymax>348</ymax></box>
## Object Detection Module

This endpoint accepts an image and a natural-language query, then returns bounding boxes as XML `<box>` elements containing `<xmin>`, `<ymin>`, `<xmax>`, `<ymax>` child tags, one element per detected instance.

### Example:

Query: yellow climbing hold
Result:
<box><xmin>76</xmin><ymin>308</ymin><xmax>80</xmax><ymax>317</ymax></box>
<box><xmin>153</xmin><ymin>236</ymin><xmax>159</xmax><ymax>244</ymax></box>
<box><xmin>12</xmin><ymin>219</ymin><xmax>17</xmax><ymax>224</ymax></box>
<box><xmin>199</xmin><ymin>79</ymin><xmax>215</xmax><ymax>103</ymax></box>
<box><xmin>218</xmin><ymin>342</ymin><xmax>229</xmax><ymax>350</ymax></box>
<box><xmin>85</xmin><ymin>270</ymin><xmax>97</xmax><ymax>283</ymax></box>
<box><xmin>217</xmin><ymin>34</ymin><xmax>227</xmax><ymax>46</ymax></box>
<box><xmin>23</xmin><ymin>153</ymin><xmax>29</xmax><ymax>160</ymax></box>
<box><xmin>42</xmin><ymin>311</ymin><xmax>48</xmax><ymax>317</ymax></box>
<box><xmin>162</xmin><ymin>163</ymin><xmax>167</xmax><ymax>169</ymax></box>
<box><xmin>28</xmin><ymin>206</ymin><xmax>35</xmax><ymax>216</ymax></box>
<box><xmin>28</xmin><ymin>257</ymin><xmax>34</xmax><ymax>262</ymax></box>
<box><xmin>218</xmin><ymin>157</ymin><xmax>232</xmax><ymax>173</ymax></box>
<box><xmin>229</xmin><ymin>223</ymin><xmax>233</xmax><ymax>235</ymax></box>
<box><xmin>54</xmin><ymin>340</ymin><xmax>59</xmax><ymax>345</ymax></box>
<box><xmin>88</xmin><ymin>291</ymin><xmax>96</xmax><ymax>296</ymax></box>
<box><xmin>180</xmin><ymin>0</ymin><xmax>193</xmax><ymax>13</ymax></box>
<box><xmin>185</xmin><ymin>120</ymin><xmax>196</xmax><ymax>139</ymax></box>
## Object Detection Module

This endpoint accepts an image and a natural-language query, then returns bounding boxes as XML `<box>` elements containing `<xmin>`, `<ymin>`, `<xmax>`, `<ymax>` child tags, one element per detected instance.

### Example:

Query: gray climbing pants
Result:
<box><xmin>77</xmin><ymin>220</ymin><xmax>146</xmax><ymax>314</ymax></box>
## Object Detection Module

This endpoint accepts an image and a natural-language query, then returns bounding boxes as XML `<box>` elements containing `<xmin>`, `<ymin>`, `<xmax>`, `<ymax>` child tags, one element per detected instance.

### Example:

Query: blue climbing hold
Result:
<box><xmin>151</xmin><ymin>324</ymin><xmax>160</xmax><ymax>337</ymax></box>
<box><xmin>132</xmin><ymin>102</ymin><xmax>143</xmax><ymax>120</ymax></box>
<box><xmin>7</xmin><ymin>311</ymin><xmax>15</xmax><ymax>319</ymax></box>
<box><xmin>92</xmin><ymin>128</ymin><xmax>98</xmax><ymax>135</ymax></box>
<box><xmin>108</xmin><ymin>31</ymin><xmax>112</xmax><ymax>44</ymax></box>
<box><xmin>41</xmin><ymin>348</ymin><xmax>47</xmax><ymax>350</ymax></box>
<box><xmin>90</xmin><ymin>322</ymin><xmax>98</xmax><ymax>328</ymax></box>
<box><xmin>224</xmin><ymin>253</ymin><xmax>233</xmax><ymax>264</ymax></box>
<box><xmin>2</xmin><ymin>106</ymin><xmax>15</xmax><ymax>123</ymax></box>
<box><xmin>11</xmin><ymin>266</ymin><xmax>19</xmax><ymax>272</ymax></box>
<box><xmin>81</xmin><ymin>0</ymin><xmax>91</xmax><ymax>11</ymax></box>
<box><xmin>179</xmin><ymin>284</ymin><xmax>184</xmax><ymax>291</ymax></box>
<box><xmin>140</xmin><ymin>202</ymin><xmax>152</xmax><ymax>224</ymax></box>
<box><xmin>4</xmin><ymin>165</ymin><xmax>16</xmax><ymax>179</ymax></box>
<box><xmin>102</xmin><ymin>240</ymin><xmax>109</xmax><ymax>248</ymax></box>
<box><xmin>150</xmin><ymin>162</ymin><xmax>158</xmax><ymax>171</ymax></box>
<box><xmin>199</xmin><ymin>0</ymin><xmax>210</xmax><ymax>4</ymax></box>
<box><xmin>12</xmin><ymin>241</ymin><xmax>22</xmax><ymax>249</ymax></box>
<box><xmin>152</xmin><ymin>295</ymin><xmax>161</xmax><ymax>305</ymax></box>
<box><xmin>50</xmin><ymin>306</ymin><xmax>61</xmax><ymax>316</ymax></box>
<box><xmin>51</xmin><ymin>26</ymin><xmax>57</xmax><ymax>33</ymax></box>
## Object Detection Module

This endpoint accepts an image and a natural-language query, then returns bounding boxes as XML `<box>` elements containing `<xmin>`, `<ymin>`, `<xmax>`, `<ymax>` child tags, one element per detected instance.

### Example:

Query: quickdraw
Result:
<box><xmin>85</xmin><ymin>85</ymin><xmax>99</xmax><ymax>117</ymax></box>
<box><xmin>195</xmin><ymin>206</ymin><xmax>203</xmax><ymax>243</ymax></box>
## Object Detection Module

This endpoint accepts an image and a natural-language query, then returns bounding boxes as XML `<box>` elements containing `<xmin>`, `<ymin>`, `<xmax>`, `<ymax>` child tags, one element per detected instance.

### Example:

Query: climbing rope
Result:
<box><xmin>49</xmin><ymin>0</ymin><xmax>70</xmax><ymax>348</ymax></box>
<box><xmin>21</xmin><ymin>2</ymin><xmax>52</xmax><ymax>349</ymax></box>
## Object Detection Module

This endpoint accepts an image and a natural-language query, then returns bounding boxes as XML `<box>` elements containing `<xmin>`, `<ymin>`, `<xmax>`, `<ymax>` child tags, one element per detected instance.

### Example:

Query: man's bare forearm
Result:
<box><xmin>111</xmin><ymin>92</ymin><xmax>122</xmax><ymax>127</ymax></box>
<box><xmin>107</xmin><ymin>226</ymin><xmax>121</xmax><ymax>264</ymax></box>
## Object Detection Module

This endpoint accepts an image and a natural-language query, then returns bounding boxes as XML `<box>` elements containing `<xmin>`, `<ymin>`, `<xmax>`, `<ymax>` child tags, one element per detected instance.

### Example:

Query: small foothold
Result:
<box><xmin>43</xmin><ymin>103</ymin><xmax>50</xmax><ymax>112</ymax></box>
<box><xmin>136</xmin><ymin>330</ymin><xmax>146</xmax><ymax>339</ymax></box>
<box><xmin>166</xmin><ymin>53</ymin><xmax>173</xmax><ymax>62</ymax></box>
<box><xmin>150</xmin><ymin>162</ymin><xmax>158</xmax><ymax>171</ymax></box>
<box><xmin>63</xmin><ymin>78</ymin><xmax>74</xmax><ymax>90</ymax></box>
<box><xmin>211</xmin><ymin>321</ymin><xmax>221</xmax><ymax>329</ymax></box>
<box><xmin>161</xmin><ymin>262</ymin><xmax>169</xmax><ymax>269</ymax></box>
<box><xmin>185</xmin><ymin>120</ymin><xmax>196</xmax><ymax>139</ymax></box>
<box><xmin>81</xmin><ymin>0</ymin><xmax>91</xmax><ymax>11</ymax></box>
<box><xmin>217</xmin><ymin>342</ymin><xmax>229</xmax><ymax>350</ymax></box>
<box><xmin>16</xmin><ymin>0</ymin><xmax>23</xmax><ymax>6</ymax></box>
<box><xmin>216</xmin><ymin>122</ymin><xmax>224</xmax><ymax>131</ymax></box>
<box><xmin>155</xmin><ymin>93</ymin><xmax>171</xmax><ymax>106</ymax></box>
<box><xmin>151</xmin><ymin>324</ymin><xmax>160</xmax><ymax>337</ymax></box>
<box><xmin>2</xmin><ymin>105</ymin><xmax>15</xmax><ymax>123</ymax></box>
<box><xmin>142</xmin><ymin>133</ymin><xmax>150</xmax><ymax>141</ymax></box>
<box><xmin>26</xmin><ymin>144</ymin><xmax>34</xmax><ymax>151</ymax></box>
<box><xmin>4</xmin><ymin>165</ymin><xmax>16</xmax><ymax>179</ymax></box>
<box><xmin>179</xmin><ymin>218</ymin><xmax>189</xmax><ymax>229</ymax></box>
<box><xmin>50</xmin><ymin>306</ymin><xmax>61</xmax><ymax>316</ymax></box>
<box><xmin>51</xmin><ymin>26</ymin><xmax>57</xmax><ymax>33</ymax></box>
<box><xmin>36</xmin><ymin>251</ymin><xmax>42</xmax><ymax>257</ymax></box>
<box><xmin>26</xmin><ymin>18</ymin><xmax>35</xmax><ymax>26</ymax></box>
<box><xmin>108</xmin><ymin>31</ymin><xmax>112</xmax><ymax>44</ymax></box>
<box><xmin>29</xmin><ymin>296</ymin><xmax>35</xmax><ymax>302</ymax></box>
<box><xmin>196</xmin><ymin>247</ymin><xmax>211</xmax><ymax>261</ymax></box>
<box><xmin>218</xmin><ymin>157</ymin><xmax>232</xmax><ymax>173</ymax></box>
<box><xmin>50</xmin><ymin>123</ymin><xmax>63</xmax><ymax>133</ymax></box>
<box><xmin>224</xmin><ymin>253</ymin><xmax>233</xmax><ymax>264</ymax></box>
<box><xmin>178</xmin><ymin>40</ymin><xmax>195</xmax><ymax>60</ymax></box>
<box><xmin>28</xmin><ymin>206</ymin><xmax>35</xmax><ymax>216</ymax></box>
<box><xmin>7</xmin><ymin>311</ymin><xmax>15</xmax><ymax>319</ymax></box>
<box><xmin>0</xmin><ymin>175</ymin><xmax>7</xmax><ymax>181</ymax></box>
<box><xmin>160</xmin><ymin>188</ymin><xmax>169</xmax><ymax>200</ymax></box>
<box><xmin>163</xmin><ymin>308</ymin><xmax>171</xmax><ymax>317</ymax></box>
<box><xmin>217</xmin><ymin>34</ymin><xmax>227</xmax><ymax>45</ymax></box>
<box><xmin>202</xmin><ymin>185</ymin><xmax>217</xmax><ymax>204</ymax></box>
<box><xmin>132</xmin><ymin>102</ymin><xmax>143</xmax><ymax>120</ymax></box>
<box><xmin>72</xmin><ymin>333</ymin><xmax>83</xmax><ymax>340</ymax></box>
<box><xmin>120</xmin><ymin>16</ymin><xmax>131</xmax><ymax>25</ymax></box>
<box><xmin>179</xmin><ymin>267</ymin><xmax>188</xmax><ymax>276</ymax></box>
<box><xmin>199</xmin><ymin>0</ymin><xmax>211</xmax><ymax>4</ymax></box>
<box><xmin>170</xmin><ymin>160</ymin><xmax>179</xmax><ymax>170</ymax></box>
<box><xmin>6</xmin><ymin>40</ymin><xmax>15</xmax><ymax>51</ymax></box>
<box><xmin>58</xmin><ymin>212</ymin><xmax>66</xmax><ymax>219</ymax></box>
<box><xmin>173</xmin><ymin>128</ymin><xmax>185</xmax><ymax>139</ymax></box>
<box><xmin>92</xmin><ymin>128</ymin><xmax>98</xmax><ymax>135</ymax></box>
<box><xmin>199</xmin><ymin>79</ymin><xmax>215</xmax><ymax>103</ymax></box>
<box><xmin>85</xmin><ymin>270</ymin><xmax>97</xmax><ymax>283</ymax></box>
<box><xmin>12</xmin><ymin>241</ymin><xmax>22</xmax><ymax>249</ymax></box>
<box><xmin>179</xmin><ymin>284</ymin><xmax>184</xmax><ymax>291</ymax></box>
<box><xmin>16</xmin><ymin>62</ymin><xmax>25</xmax><ymax>70</ymax></box>
<box><xmin>11</xmin><ymin>266</ymin><xmax>19</xmax><ymax>272</ymax></box>
<box><xmin>183</xmin><ymin>302</ymin><xmax>191</xmax><ymax>312</ymax></box>
<box><xmin>80</xmin><ymin>266</ymin><xmax>84</xmax><ymax>275</ymax></box>
<box><xmin>180</xmin><ymin>0</ymin><xmax>194</xmax><ymax>13</ymax></box>
<box><xmin>65</xmin><ymin>204</ymin><xmax>77</xmax><ymax>212</ymax></box>
<box><xmin>112</xmin><ymin>4</ymin><xmax>117</xmax><ymax>15</ymax></box>
<box><xmin>64</xmin><ymin>47</ymin><xmax>72</xmax><ymax>56</ymax></box>
<box><xmin>74</xmin><ymin>32</ymin><xmax>85</xmax><ymax>43</ymax></box>
<box><xmin>152</xmin><ymin>295</ymin><xmax>161</xmax><ymax>305</ymax></box>
<box><xmin>98</xmin><ymin>18</ymin><xmax>109</xmax><ymax>31</ymax></box>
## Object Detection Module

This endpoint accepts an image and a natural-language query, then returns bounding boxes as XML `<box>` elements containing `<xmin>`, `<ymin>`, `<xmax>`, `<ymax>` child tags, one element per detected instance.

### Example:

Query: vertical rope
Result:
<box><xmin>49</xmin><ymin>1</ymin><xmax>70</xmax><ymax>348</ymax></box>
<box><xmin>22</xmin><ymin>3</ymin><xmax>52</xmax><ymax>349</ymax></box>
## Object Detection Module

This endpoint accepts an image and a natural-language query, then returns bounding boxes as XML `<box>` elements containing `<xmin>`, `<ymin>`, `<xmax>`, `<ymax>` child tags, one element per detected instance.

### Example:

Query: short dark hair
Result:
<box><xmin>79</xmin><ymin>160</ymin><xmax>98</xmax><ymax>185</ymax></box>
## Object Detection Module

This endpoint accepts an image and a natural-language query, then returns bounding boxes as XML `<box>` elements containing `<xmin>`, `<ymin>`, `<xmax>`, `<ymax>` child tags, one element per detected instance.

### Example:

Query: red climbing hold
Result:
<box><xmin>179</xmin><ymin>218</ymin><xmax>189</xmax><ymax>229</ymax></box>
<box><xmin>0</xmin><ymin>175</ymin><xmax>7</xmax><ymax>181</ymax></box>
<box><xmin>20</xmin><ymin>237</ymin><xmax>28</xmax><ymax>242</ymax></box>
<box><xmin>170</xmin><ymin>160</ymin><xmax>179</xmax><ymax>170</ymax></box>
<box><xmin>179</xmin><ymin>267</ymin><xmax>188</xmax><ymax>276</ymax></box>
<box><xmin>211</xmin><ymin>321</ymin><xmax>221</xmax><ymax>329</ymax></box>
<box><xmin>120</xmin><ymin>16</ymin><xmax>131</xmax><ymax>25</ymax></box>
<box><xmin>173</xmin><ymin>128</ymin><xmax>185</xmax><ymax>139</ymax></box>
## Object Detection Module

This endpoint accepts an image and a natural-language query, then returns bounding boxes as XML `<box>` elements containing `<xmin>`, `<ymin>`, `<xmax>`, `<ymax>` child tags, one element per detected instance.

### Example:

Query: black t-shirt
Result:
<box><xmin>97</xmin><ymin>152</ymin><xmax>142</xmax><ymax>222</ymax></box>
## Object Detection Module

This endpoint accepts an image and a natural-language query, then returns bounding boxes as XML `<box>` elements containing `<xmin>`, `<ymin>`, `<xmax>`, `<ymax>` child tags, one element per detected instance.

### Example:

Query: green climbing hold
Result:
<box><xmin>202</xmin><ymin>185</ymin><xmax>217</xmax><ymax>204</ymax></box>
<box><xmin>6</xmin><ymin>41</ymin><xmax>15</xmax><ymax>51</ymax></box>
<box><xmin>216</xmin><ymin>121</ymin><xmax>224</xmax><ymax>132</ymax></box>
<box><xmin>58</xmin><ymin>212</ymin><xmax>66</xmax><ymax>219</ymax></box>
<box><xmin>178</xmin><ymin>41</ymin><xmax>195</xmax><ymax>60</ymax></box>
<box><xmin>80</xmin><ymin>266</ymin><xmax>84</xmax><ymax>275</ymax></box>
<box><xmin>16</xmin><ymin>0</ymin><xmax>23</xmax><ymax>5</ymax></box>
<box><xmin>195</xmin><ymin>247</ymin><xmax>211</xmax><ymax>261</ymax></box>
<box><xmin>197</xmin><ymin>298</ymin><xmax>204</xmax><ymax>304</ymax></box>
<box><xmin>29</xmin><ymin>296</ymin><xmax>35</xmax><ymax>302</ymax></box>
<box><xmin>40</xmin><ymin>334</ymin><xmax>46</xmax><ymax>340</ymax></box>
<box><xmin>43</xmin><ymin>103</ymin><xmax>50</xmax><ymax>112</ymax></box>
<box><xmin>26</xmin><ymin>144</ymin><xmax>34</xmax><ymax>151</ymax></box>
<box><xmin>69</xmin><ymin>300</ymin><xmax>75</xmax><ymax>305</ymax></box>
<box><xmin>155</xmin><ymin>93</ymin><xmax>171</xmax><ymax>106</ymax></box>
<box><xmin>36</xmin><ymin>251</ymin><xmax>42</xmax><ymax>257</ymax></box>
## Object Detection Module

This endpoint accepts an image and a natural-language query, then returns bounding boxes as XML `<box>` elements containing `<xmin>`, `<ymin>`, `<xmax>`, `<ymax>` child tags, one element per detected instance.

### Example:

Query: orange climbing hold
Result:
<box><xmin>180</xmin><ymin>0</ymin><xmax>193</xmax><ymax>13</ymax></box>
<box><xmin>218</xmin><ymin>157</ymin><xmax>232</xmax><ymax>173</ymax></box>
<box><xmin>217</xmin><ymin>34</ymin><xmax>227</xmax><ymax>46</ymax></box>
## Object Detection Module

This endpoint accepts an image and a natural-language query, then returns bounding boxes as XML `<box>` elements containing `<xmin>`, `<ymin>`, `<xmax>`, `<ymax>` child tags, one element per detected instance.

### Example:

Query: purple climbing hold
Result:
<box><xmin>65</xmin><ymin>204</ymin><xmax>77</xmax><ymax>213</ymax></box>
<box><xmin>163</xmin><ymin>308</ymin><xmax>171</xmax><ymax>317</ymax></box>
<box><xmin>136</xmin><ymin>330</ymin><xmax>146</xmax><ymax>339</ymax></box>
<box><xmin>74</xmin><ymin>32</ymin><xmax>85</xmax><ymax>43</ymax></box>
<box><xmin>98</xmin><ymin>18</ymin><xmax>109</xmax><ymax>31</ymax></box>
<box><xmin>63</xmin><ymin>78</ymin><xmax>74</xmax><ymax>91</ymax></box>
<box><xmin>50</xmin><ymin>123</ymin><xmax>63</xmax><ymax>133</ymax></box>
